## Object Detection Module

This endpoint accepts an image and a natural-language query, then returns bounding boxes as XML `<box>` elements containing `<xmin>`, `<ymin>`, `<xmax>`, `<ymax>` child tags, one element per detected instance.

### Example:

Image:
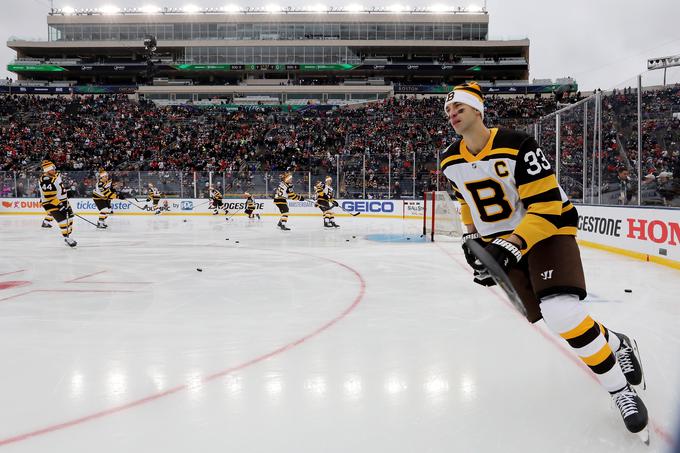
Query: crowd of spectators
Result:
<box><xmin>539</xmin><ymin>85</ymin><xmax>680</xmax><ymax>206</ymax></box>
<box><xmin>1</xmin><ymin>87</ymin><xmax>677</xmax><ymax>204</ymax></box>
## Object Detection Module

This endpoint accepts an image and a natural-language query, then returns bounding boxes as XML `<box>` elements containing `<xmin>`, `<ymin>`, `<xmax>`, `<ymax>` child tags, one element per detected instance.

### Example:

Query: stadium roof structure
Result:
<box><xmin>4</xmin><ymin>4</ymin><xmax>542</xmax><ymax>99</ymax></box>
<box><xmin>48</xmin><ymin>4</ymin><xmax>488</xmax><ymax>15</ymax></box>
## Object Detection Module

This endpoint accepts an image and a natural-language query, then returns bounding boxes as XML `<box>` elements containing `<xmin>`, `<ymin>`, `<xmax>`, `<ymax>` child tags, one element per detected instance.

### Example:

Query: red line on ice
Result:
<box><xmin>64</xmin><ymin>270</ymin><xmax>107</xmax><ymax>283</ymax></box>
<box><xmin>0</xmin><ymin>254</ymin><xmax>366</xmax><ymax>447</ymax></box>
<box><xmin>0</xmin><ymin>281</ymin><xmax>30</xmax><ymax>291</ymax></box>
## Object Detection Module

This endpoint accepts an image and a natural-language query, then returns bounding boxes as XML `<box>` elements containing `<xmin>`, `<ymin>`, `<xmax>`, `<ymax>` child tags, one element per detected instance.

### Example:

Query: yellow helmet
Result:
<box><xmin>41</xmin><ymin>160</ymin><xmax>56</xmax><ymax>173</ymax></box>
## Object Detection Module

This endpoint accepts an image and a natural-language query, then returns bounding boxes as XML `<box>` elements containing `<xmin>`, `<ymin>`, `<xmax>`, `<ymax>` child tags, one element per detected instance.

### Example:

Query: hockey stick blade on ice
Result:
<box><xmin>336</xmin><ymin>203</ymin><xmax>360</xmax><ymax>217</ymax></box>
<box><xmin>73</xmin><ymin>212</ymin><xmax>100</xmax><ymax>228</ymax></box>
<box><xmin>464</xmin><ymin>239</ymin><xmax>528</xmax><ymax>318</ymax></box>
<box><xmin>124</xmin><ymin>199</ymin><xmax>146</xmax><ymax>210</ymax></box>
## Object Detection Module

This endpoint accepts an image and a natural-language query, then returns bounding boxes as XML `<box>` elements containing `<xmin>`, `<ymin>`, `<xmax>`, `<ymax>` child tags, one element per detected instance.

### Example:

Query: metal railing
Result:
<box><xmin>1</xmin><ymin>153</ymin><xmax>433</xmax><ymax>201</ymax></box>
<box><xmin>532</xmin><ymin>81</ymin><xmax>680</xmax><ymax>208</ymax></box>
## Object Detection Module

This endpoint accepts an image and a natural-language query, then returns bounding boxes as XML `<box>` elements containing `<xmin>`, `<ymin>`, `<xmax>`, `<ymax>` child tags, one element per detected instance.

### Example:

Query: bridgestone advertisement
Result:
<box><xmin>576</xmin><ymin>204</ymin><xmax>680</xmax><ymax>265</ymax></box>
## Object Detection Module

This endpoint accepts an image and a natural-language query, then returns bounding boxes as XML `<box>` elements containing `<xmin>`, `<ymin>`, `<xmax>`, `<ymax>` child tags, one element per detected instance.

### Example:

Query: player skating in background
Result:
<box><xmin>244</xmin><ymin>192</ymin><xmax>260</xmax><ymax>219</ymax></box>
<box><xmin>273</xmin><ymin>172</ymin><xmax>304</xmax><ymax>231</ymax></box>
<box><xmin>146</xmin><ymin>183</ymin><xmax>162</xmax><ymax>215</ymax></box>
<box><xmin>209</xmin><ymin>186</ymin><xmax>229</xmax><ymax>216</ymax></box>
<box><xmin>440</xmin><ymin>82</ymin><xmax>648</xmax><ymax>442</ymax></box>
<box><xmin>92</xmin><ymin>168</ymin><xmax>125</xmax><ymax>229</ymax></box>
<box><xmin>315</xmin><ymin>176</ymin><xmax>339</xmax><ymax>228</ymax></box>
<box><xmin>38</xmin><ymin>160</ymin><xmax>77</xmax><ymax>247</ymax></box>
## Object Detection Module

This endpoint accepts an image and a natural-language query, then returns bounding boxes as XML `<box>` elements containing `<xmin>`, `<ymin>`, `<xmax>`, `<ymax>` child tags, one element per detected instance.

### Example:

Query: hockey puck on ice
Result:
<box><xmin>225</xmin><ymin>238</ymin><xmax>229</xmax><ymax>240</ymax></box>
<box><xmin>235</xmin><ymin>241</ymin><xmax>239</xmax><ymax>243</ymax></box>
<box><xmin>624</xmin><ymin>289</ymin><xmax>632</xmax><ymax>293</ymax></box>
<box><xmin>345</xmin><ymin>239</ymin><xmax>350</xmax><ymax>242</ymax></box>
<box><xmin>196</xmin><ymin>268</ymin><xmax>203</xmax><ymax>272</ymax></box>
<box><xmin>406</xmin><ymin>237</ymin><xmax>411</xmax><ymax>240</ymax></box>
<box><xmin>183</xmin><ymin>219</ymin><xmax>187</xmax><ymax>222</ymax></box>
<box><xmin>352</xmin><ymin>236</ymin><xmax>356</xmax><ymax>238</ymax></box>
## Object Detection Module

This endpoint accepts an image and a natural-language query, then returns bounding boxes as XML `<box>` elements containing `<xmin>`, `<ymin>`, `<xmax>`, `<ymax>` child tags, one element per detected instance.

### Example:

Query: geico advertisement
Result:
<box><xmin>577</xmin><ymin>204</ymin><xmax>680</xmax><ymax>262</ymax></box>
<box><xmin>0</xmin><ymin>198</ymin><xmax>410</xmax><ymax>217</ymax></box>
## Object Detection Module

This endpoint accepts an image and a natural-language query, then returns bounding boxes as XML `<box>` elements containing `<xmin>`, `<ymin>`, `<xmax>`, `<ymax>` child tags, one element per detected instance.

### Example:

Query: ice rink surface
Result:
<box><xmin>0</xmin><ymin>213</ymin><xmax>678</xmax><ymax>452</ymax></box>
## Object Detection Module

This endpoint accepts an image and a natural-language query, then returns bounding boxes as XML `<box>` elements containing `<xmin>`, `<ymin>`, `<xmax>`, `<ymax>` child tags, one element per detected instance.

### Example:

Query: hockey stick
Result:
<box><xmin>123</xmin><ymin>198</ymin><xmax>146</xmax><ymax>210</ymax></box>
<box><xmin>336</xmin><ymin>202</ymin><xmax>360</xmax><ymax>217</ymax></box>
<box><xmin>225</xmin><ymin>208</ymin><xmax>244</xmax><ymax>220</ymax></box>
<box><xmin>73</xmin><ymin>211</ymin><xmax>99</xmax><ymax>228</ymax></box>
<box><xmin>464</xmin><ymin>240</ymin><xmax>528</xmax><ymax>318</ymax></box>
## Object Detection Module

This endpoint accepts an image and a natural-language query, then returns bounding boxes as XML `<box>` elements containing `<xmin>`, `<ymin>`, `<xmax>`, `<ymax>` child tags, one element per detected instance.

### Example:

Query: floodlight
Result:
<box><xmin>223</xmin><ymin>3</ymin><xmax>240</xmax><ymax>12</ymax></box>
<box><xmin>647</xmin><ymin>55</ymin><xmax>680</xmax><ymax>70</ymax></box>
<box><xmin>140</xmin><ymin>4</ymin><xmax>161</xmax><ymax>13</ymax></box>
<box><xmin>265</xmin><ymin>3</ymin><xmax>281</xmax><ymax>12</ymax></box>
<box><xmin>387</xmin><ymin>3</ymin><xmax>407</xmax><ymax>12</ymax></box>
<box><xmin>99</xmin><ymin>4</ymin><xmax>120</xmax><ymax>14</ymax></box>
<box><xmin>307</xmin><ymin>3</ymin><xmax>327</xmax><ymax>12</ymax></box>
<box><xmin>345</xmin><ymin>3</ymin><xmax>363</xmax><ymax>11</ymax></box>
<box><xmin>466</xmin><ymin>3</ymin><xmax>482</xmax><ymax>12</ymax></box>
<box><xmin>182</xmin><ymin>4</ymin><xmax>200</xmax><ymax>12</ymax></box>
<box><xmin>62</xmin><ymin>5</ymin><xmax>75</xmax><ymax>13</ymax></box>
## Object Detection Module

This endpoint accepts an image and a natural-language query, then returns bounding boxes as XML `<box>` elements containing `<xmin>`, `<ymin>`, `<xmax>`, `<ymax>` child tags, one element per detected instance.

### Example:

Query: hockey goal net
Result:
<box><xmin>423</xmin><ymin>191</ymin><xmax>464</xmax><ymax>241</ymax></box>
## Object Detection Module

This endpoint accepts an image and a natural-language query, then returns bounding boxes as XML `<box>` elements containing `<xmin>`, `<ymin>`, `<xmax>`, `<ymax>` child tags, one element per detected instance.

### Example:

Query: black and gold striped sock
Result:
<box><xmin>541</xmin><ymin>295</ymin><xmax>627</xmax><ymax>393</ymax></box>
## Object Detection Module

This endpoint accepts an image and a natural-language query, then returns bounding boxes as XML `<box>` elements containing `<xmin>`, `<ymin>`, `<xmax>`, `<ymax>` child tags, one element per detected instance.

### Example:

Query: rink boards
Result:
<box><xmin>2</xmin><ymin>198</ymin><xmax>678</xmax><ymax>268</ymax></box>
<box><xmin>0</xmin><ymin>197</ymin><xmax>424</xmax><ymax>220</ymax></box>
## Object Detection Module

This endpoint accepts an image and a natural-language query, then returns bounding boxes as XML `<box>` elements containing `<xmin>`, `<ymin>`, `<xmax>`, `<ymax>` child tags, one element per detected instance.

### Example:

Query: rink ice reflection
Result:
<box><xmin>0</xmin><ymin>214</ymin><xmax>678</xmax><ymax>452</ymax></box>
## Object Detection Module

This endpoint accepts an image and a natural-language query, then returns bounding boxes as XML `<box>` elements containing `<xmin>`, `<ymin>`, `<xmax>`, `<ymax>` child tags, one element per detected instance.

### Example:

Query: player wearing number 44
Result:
<box><xmin>440</xmin><ymin>82</ymin><xmax>649</xmax><ymax>442</ymax></box>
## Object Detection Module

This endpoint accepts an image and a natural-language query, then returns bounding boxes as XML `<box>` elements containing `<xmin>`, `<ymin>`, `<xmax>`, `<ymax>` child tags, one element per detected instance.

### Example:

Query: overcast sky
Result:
<box><xmin>1</xmin><ymin>0</ymin><xmax>679</xmax><ymax>90</ymax></box>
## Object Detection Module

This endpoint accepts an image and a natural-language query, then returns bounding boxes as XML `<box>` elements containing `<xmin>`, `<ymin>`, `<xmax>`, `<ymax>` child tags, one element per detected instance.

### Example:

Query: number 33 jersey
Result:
<box><xmin>440</xmin><ymin>128</ymin><xmax>578</xmax><ymax>253</ymax></box>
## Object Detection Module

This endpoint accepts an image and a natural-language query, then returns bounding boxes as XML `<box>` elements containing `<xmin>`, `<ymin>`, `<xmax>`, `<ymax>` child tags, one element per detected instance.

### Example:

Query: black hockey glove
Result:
<box><xmin>299</xmin><ymin>195</ymin><xmax>305</xmax><ymax>201</ymax></box>
<box><xmin>462</xmin><ymin>232</ymin><xmax>485</xmax><ymax>270</ymax></box>
<box><xmin>473</xmin><ymin>268</ymin><xmax>496</xmax><ymax>287</ymax></box>
<box><xmin>58</xmin><ymin>202</ymin><xmax>74</xmax><ymax>217</ymax></box>
<box><xmin>484</xmin><ymin>238</ymin><xmax>523</xmax><ymax>274</ymax></box>
<box><xmin>117</xmin><ymin>192</ymin><xmax>126</xmax><ymax>200</ymax></box>
<box><xmin>331</xmin><ymin>200</ymin><xmax>339</xmax><ymax>207</ymax></box>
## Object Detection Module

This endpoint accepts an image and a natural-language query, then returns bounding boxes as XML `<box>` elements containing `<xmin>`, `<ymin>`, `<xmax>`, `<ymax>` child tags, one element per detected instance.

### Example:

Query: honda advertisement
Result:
<box><xmin>576</xmin><ymin>205</ymin><xmax>680</xmax><ymax>266</ymax></box>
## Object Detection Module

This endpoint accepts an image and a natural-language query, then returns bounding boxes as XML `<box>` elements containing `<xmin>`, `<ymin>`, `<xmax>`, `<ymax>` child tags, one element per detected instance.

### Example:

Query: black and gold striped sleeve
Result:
<box><xmin>512</xmin><ymin>136</ymin><xmax>564</xmax><ymax>251</ymax></box>
<box><xmin>94</xmin><ymin>183</ymin><xmax>116</xmax><ymax>200</ymax></box>
<box><xmin>315</xmin><ymin>185</ymin><xmax>325</xmax><ymax>200</ymax></box>
<box><xmin>288</xmin><ymin>186</ymin><xmax>303</xmax><ymax>201</ymax></box>
<box><xmin>439</xmin><ymin>142</ymin><xmax>472</xmax><ymax>225</ymax></box>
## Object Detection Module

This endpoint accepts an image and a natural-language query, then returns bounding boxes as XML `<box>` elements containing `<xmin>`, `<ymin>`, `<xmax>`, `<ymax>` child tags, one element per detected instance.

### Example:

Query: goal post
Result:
<box><xmin>423</xmin><ymin>191</ymin><xmax>464</xmax><ymax>242</ymax></box>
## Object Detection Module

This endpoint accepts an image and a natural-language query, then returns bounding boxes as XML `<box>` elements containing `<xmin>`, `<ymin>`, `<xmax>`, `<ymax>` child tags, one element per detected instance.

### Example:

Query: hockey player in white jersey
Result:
<box><xmin>273</xmin><ymin>172</ymin><xmax>305</xmax><ymax>230</ymax></box>
<box><xmin>440</xmin><ymin>82</ymin><xmax>648</xmax><ymax>442</ymax></box>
